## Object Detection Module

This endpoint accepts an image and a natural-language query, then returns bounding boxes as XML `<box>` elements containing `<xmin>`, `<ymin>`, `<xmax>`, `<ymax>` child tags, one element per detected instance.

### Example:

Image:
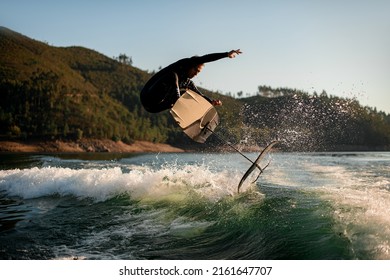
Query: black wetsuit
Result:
<box><xmin>140</xmin><ymin>52</ymin><xmax>229</xmax><ymax>113</ymax></box>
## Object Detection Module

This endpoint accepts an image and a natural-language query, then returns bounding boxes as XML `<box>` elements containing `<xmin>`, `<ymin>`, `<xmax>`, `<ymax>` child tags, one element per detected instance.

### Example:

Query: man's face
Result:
<box><xmin>188</xmin><ymin>64</ymin><xmax>204</xmax><ymax>78</ymax></box>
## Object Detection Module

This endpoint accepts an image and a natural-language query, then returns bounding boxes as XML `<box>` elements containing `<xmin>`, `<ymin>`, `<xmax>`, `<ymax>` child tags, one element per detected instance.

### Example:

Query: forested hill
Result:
<box><xmin>0</xmin><ymin>26</ymin><xmax>173</xmax><ymax>143</ymax></box>
<box><xmin>1</xmin><ymin>27</ymin><xmax>389</xmax><ymax>151</ymax></box>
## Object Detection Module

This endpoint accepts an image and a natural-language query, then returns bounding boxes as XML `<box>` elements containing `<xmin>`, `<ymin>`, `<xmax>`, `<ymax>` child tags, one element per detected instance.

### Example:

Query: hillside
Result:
<box><xmin>1</xmin><ymin>27</ymin><xmax>389</xmax><ymax>151</ymax></box>
<box><xmin>0</xmin><ymin>26</ymin><xmax>176</xmax><ymax>144</ymax></box>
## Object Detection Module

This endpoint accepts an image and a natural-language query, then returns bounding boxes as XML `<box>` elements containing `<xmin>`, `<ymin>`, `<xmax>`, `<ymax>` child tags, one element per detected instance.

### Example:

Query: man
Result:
<box><xmin>140</xmin><ymin>49</ymin><xmax>242</xmax><ymax>113</ymax></box>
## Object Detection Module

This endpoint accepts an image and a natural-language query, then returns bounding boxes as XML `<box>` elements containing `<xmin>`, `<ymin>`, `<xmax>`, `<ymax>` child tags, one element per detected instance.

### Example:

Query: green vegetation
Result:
<box><xmin>1</xmin><ymin>27</ymin><xmax>389</xmax><ymax>151</ymax></box>
<box><xmin>0</xmin><ymin>27</ymin><xmax>176</xmax><ymax>144</ymax></box>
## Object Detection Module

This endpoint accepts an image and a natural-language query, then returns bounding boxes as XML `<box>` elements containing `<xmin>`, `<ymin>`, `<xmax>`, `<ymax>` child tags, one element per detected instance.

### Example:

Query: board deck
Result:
<box><xmin>170</xmin><ymin>90</ymin><xmax>219</xmax><ymax>143</ymax></box>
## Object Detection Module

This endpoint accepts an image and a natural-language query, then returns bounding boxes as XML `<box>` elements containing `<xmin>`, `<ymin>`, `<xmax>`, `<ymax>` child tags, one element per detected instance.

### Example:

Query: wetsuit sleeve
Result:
<box><xmin>168</xmin><ymin>52</ymin><xmax>229</xmax><ymax>73</ymax></box>
<box><xmin>191</xmin><ymin>52</ymin><xmax>229</xmax><ymax>65</ymax></box>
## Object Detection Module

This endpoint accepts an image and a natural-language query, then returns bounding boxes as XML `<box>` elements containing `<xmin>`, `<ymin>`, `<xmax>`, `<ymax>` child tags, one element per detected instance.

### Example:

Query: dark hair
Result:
<box><xmin>189</xmin><ymin>56</ymin><xmax>203</xmax><ymax>67</ymax></box>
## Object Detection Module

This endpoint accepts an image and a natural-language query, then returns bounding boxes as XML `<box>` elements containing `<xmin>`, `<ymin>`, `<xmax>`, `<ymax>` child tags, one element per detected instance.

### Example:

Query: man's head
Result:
<box><xmin>187</xmin><ymin>63</ymin><xmax>204</xmax><ymax>78</ymax></box>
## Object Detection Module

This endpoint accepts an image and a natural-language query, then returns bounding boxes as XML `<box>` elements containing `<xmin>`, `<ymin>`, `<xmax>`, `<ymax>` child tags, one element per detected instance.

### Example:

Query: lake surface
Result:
<box><xmin>0</xmin><ymin>151</ymin><xmax>389</xmax><ymax>259</ymax></box>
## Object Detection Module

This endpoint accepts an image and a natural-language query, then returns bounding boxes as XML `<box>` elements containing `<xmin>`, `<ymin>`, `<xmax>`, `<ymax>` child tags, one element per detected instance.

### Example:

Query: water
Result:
<box><xmin>0</xmin><ymin>151</ymin><xmax>389</xmax><ymax>260</ymax></box>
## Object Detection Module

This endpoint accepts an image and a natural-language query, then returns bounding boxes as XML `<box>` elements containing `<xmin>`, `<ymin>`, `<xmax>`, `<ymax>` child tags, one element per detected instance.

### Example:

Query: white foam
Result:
<box><xmin>0</xmin><ymin>164</ymin><xmax>240</xmax><ymax>202</ymax></box>
<box><xmin>304</xmin><ymin>162</ymin><xmax>390</xmax><ymax>259</ymax></box>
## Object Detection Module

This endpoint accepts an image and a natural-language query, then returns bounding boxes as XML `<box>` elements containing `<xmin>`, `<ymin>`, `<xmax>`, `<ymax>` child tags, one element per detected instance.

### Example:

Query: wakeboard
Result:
<box><xmin>170</xmin><ymin>90</ymin><xmax>219</xmax><ymax>143</ymax></box>
<box><xmin>170</xmin><ymin>90</ymin><xmax>277</xmax><ymax>193</ymax></box>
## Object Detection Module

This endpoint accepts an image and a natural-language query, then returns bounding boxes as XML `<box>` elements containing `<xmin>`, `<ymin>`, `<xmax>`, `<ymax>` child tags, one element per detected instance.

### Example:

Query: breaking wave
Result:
<box><xmin>0</xmin><ymin>163</ymin><xmax>247</xmax><ymax>202</ymax></box>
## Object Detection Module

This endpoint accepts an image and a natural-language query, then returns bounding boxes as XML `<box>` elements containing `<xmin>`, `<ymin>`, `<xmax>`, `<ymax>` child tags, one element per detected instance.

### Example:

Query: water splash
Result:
<box><xmin>242</xmin><ymin>93</ymin><xmax>364</xmax><ymax>151</ymax></box>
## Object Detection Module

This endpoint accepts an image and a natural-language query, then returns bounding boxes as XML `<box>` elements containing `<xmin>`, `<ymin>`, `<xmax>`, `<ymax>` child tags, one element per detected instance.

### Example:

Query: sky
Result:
<box><xmin>2</xmin><ymin>0</ymin><xmax>390</xmax><ymax>113</ymax></box>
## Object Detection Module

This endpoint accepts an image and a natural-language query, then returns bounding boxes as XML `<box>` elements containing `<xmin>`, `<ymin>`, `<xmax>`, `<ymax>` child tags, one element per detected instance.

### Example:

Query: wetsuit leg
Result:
<box><xmin>140</xmin><ymin>72</ymin><xmax>179</xmax><ymax>113</ymax></box>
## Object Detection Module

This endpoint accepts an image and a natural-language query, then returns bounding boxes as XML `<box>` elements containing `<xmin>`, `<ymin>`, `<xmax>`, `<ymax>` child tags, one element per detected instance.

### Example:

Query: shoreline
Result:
<box><xmin>0</xmin><ymin>139</ymin><xmax>185</xmax><ymax>153</ymax></box>
<box><xmin>0</xmin><ymin>139</ymin><xmax>388</xmax><ymax>154</ymax></box>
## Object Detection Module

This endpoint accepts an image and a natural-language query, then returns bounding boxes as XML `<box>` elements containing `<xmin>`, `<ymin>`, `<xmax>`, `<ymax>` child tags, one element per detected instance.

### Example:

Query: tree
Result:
<box><xmin>117</xmin><ymin>53</ymin><xmax>133</xmax><ymax>65</ymax></box>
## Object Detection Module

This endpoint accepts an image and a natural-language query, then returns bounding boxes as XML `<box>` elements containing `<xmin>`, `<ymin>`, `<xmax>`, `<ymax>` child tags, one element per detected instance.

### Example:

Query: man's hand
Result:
<box><xmin>228</xmin><ymin>49</ymin><xmax>242</xmax><ymax>58</ymax></box>
<box><xmin>212</xmin><ymin>100</ymin><xmax>223</xmax><ymax>106</ymax></box>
